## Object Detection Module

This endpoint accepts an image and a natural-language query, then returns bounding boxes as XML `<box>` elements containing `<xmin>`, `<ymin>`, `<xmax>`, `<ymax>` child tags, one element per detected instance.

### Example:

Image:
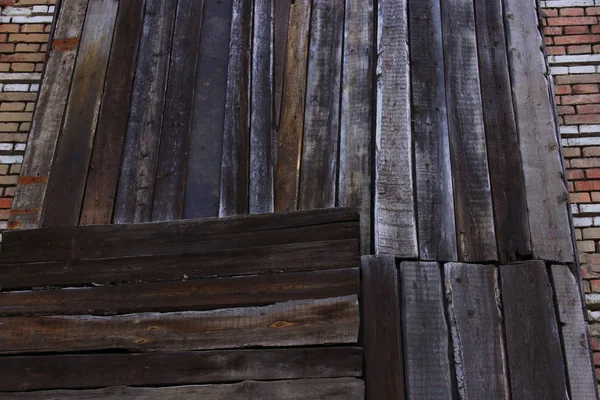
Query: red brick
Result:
<box><xmin>565</xmin><ymin>25</ymin><xmax>590</xmax><ymax>35</ymax></box>
<box><xmin>584</xmin><ymin>147</ymin><xmax>600</xmax><ymax>157</ymax></box>
<box><xmin>560</xmin><ymin>8</ymin><xmax>585</xmax><ymax>17</ymax></box>
<box><xmin>568</xmin><ymin>44</ymin><xmax>592</xmax><ymax>54</ymax></box>
<box><xmin>571</xmin><ymin>192</ymin><xmax>591</xmax><ymax>203</ymax></box>
<box><xmin>547</xmin><ymin>46</ymin><xmax>566</xmax><ymax>55</ymax></box>
<box><xmin>555</xmin><ymin>85</ymin><xmax>572</xmax><ymax>95</ymax></box>
<box><xmin>573</xmin><ymin>83</ymin><xmax>599</xmax><ymax>93</ymax></box>
<box><xmin>557</xmin><ymin>105</ymin><xmax>575</xmax><ymax>115</ymax></box>
<box><xmin>544</xmin><ymin>26</ymin><xmax>563</xmax><ymax>35</ymax></box>
<box><xmin>588</xmin><ymin>168</ymin><xmax>600</xmax><ymax>178</ymax></box>
<box><xmin>0</xmin><ymin>198</ymin><xmax>13</xmax><ymax>209</ymax></box>
<box><xmin>587</xmin><ymin>7</ymin><xmax>600</xmax><ymax>16</ymax></box>
<box><xmin>563</xmin><ymin>147</ymin><xmax>581</xmax><ymax>157</ymax></box>
<box><xmin>548</xmin><ymin>17</ymin><xmax>597</xmax><ymax>26</ymax></box>
<box><xmin>555</xmin><ymin>35</ymin><xmax>600</xmax><ymax>45</ymax></box>
<box><xmin>578</xmin><ymin>104</ymin><xmax>600</xmax><ymax>114</ymax></box>
<box><xmin>592</xmin><ymin>280</ymin><xmax>600</xmax><ymax>294</ymax></box>
<box><xmin>556</xmin><ymin>74</ymin><xmax>600</xmax><ymax>84</ymax></box>
<box><xmin>575</xmin><ymin>180</ymin><xmax>600</xmax><ymax>191</ymax></box>
<box><xmin>567</xmin><ymin>169</ymin><xmax>585</xmax><ymax>179</ymax></box>
<box><xmin>543</xmin><ymin>8</ymin><xmax>558</xmax><ymax>17</ymax></box>
<box><xmin>564</xmin><ymin>114</ymin><xmax>600</xmax><ymax>124</ymax></box>
<box><xmin>561</xmin><ymin>94</ymin><xmax>600</xmax><ymax>104</ymax></box>
<box><xmin>593</xmin><ymin>25</ymin><xmax>600</xmax><ymax>34</ymax></box>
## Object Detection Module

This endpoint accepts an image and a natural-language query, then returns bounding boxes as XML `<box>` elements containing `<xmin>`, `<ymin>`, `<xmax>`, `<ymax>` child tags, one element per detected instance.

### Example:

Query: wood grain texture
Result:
<box><xmin>375</xmin><ymin>0</ymin><xmax>417</xmax><ymax>258</ymax></box>
<box><xmin>273</xmin><ymin>0</ymin><xmax>292</xmax><ymax>132</ymax></box>
<box><xmin>440</xmin><ymin>0</ymin><xmax>497</xmax><ymax>262</ymax></box>
<box><xmin>339</xmin><ymin>0</ymin><xmax>373</xmax><ymax>255</ymax></box>
<box><xmin>79</xmin><ymin>0</ymin><xmax>146</xmax><ymax>225</ymax></box>
<box><xmin>500</xmin><ymin>261</ymin><xmax>569</xmax><ymax>400</ymax></box>
<box><xmin>399</xmin><ymin>262</ymin><xmax>452</xmax><ymax>399</ymax></box>
<box><xmin>503</xmin><ymin>0</ymin><xmax>573</xmax><ymax>263</ymax></box>
<box><xmin>445</xmin><ymin>263</ymin><xmax>509</xmax><ymax>399</ymax></box>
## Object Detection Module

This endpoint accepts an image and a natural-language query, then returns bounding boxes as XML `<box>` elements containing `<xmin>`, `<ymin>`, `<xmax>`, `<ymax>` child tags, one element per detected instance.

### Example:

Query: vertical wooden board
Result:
<box><xmin>273</xmin><ymin>0</ymin><xmax>292</xmax><ymax>132</ymax></box>
<box><xmin>500</xmin><ymin>261</ymin><xmax>569</xmax><ymax>400</ymax></box>
<box><xmin>79</xmin><ymin>0</ymin><xmax>146</xmax><ymax>225</ymax></box>
<box><xmin>399</xmin><ymin>262</ymin><xmax>453</xmax><ymax>399</ymax></box>
<box><xmin>249</xmin><ymin>0</ymin><xmax>274</xmax><ymax>214</ymax></box>
<box><xmin>408</xmin><ymin>0</ymin><xmax>457</xmax><ymax>261</ymax></box>
<box><xmin>184</xmin><ymin>0</ymin><xmax>234</xmax><ymax>219</ymax></box>
<box><xmin>114</xmin><ymin>0</ymin><xmax>178</xmax><ymax>224</ymax></box>
<box><xmin>219</xmin><ymin>0</ymin><xmax>252</xmax><ymax>217</ymax></box>
<box><xmin>339</xmin><ymin>0</ymin><xmax>373</xmax><ymax>255</ymax></box>
<box><xmin>152</xmin><ymin>0</ymin><xmax>205</xmax><ymax>221</ymax></box>
<box><xmin>9</xmin><ymin>0</ymin><xmax>88</xmax><ymax>230</ymax></box>
<box><xmin>375</xmin><ymin>0</ymin><xmax>417</xmax><ymax>258</ymax></box>
<box><xmin>361</xmin><ymin>255</ymin><xmax>405</xmax><ymax>400</ymax></box>
<box><xmin>274</xmin><ymin>0</ymin><xmax>311</xmax><ymax>212</ymax></box>
<box><xmin>551</xmin><ymin>265</ymin><xmax>598</xmax><ymax>400</ymax></box>
<box><xmin>445</xmin><ymin>263</ymin><xmax>509</xmax><ymax>399</ymax></box>
<box><xmin>503</xmin><ymin>0</ymin><xmax>574</xmax><ymax>263</ymax></box>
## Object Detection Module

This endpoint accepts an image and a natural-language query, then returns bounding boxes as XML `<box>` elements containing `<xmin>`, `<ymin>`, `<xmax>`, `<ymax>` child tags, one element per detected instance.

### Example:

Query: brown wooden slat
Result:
<box><xmin>273</xmin><ymin>0</ymin><xmax>292</xmax><ymax>132</ymax></box>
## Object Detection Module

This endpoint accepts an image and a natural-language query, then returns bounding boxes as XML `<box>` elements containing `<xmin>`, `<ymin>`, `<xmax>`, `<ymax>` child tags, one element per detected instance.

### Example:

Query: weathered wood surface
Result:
<box><xmin>274</xmin><ymin>0</ymin><xmax>311</xmax><ymax>211</ymax></box>
<box><xmin>339</xmin><ymin>0</ymin><xmax>373</xmax><ymax>255</ymax></box>
<box><xmin>375</xmin><ymin>0</ymin><xmax>417</xmax><ymax>258</ymax></box>
<box><xmin>273</xmin><ymin>0</ymin><xmax>292</xmax><ymax>133</ymax></box>
<box><xmin>361</xmin><ymin>255</ymin><xmax>405</xmax><ymax>399</ymax></box>
<box><xmin>441</xmin><ymin>0</ymin><xmax>497</xmax><ymax>262</ymax></box>
<box><xmin>152</xmin><ymin>0</ymin><xmax>205</xmax><ymax>221</ymax></box>
<box><xmin>114</xmin><ymin>0</ymin><xmax>177</xmax><ymax>224</ymax></box>
<box><xmin>501</xmin><ymin>261</ymin><xmax>569</xmax><ymax>400</ymax></box>
<box><xmin>0</xmin><ymin>269</ymin><xmax>359</xmax><ymax>316</ymax></box>
<box><xmin>551</xmin><ymin>265</ymin><xmax>598</xmax><ymax>400</ymax></box>
<box><xmin>474</xmin><ymin>0</ymin><xmax>531</xmax><ymax>263</ymax></box>
<box><xmin>298</xmin><ymin>0</ymin><xmax>344</xmax><ymax>210</ymax></box>
<box><xmin>504</xmin><ymin>0</ymin><xmax>573</xmax><ymax>263</ymax></box>
<box><xmin>184</xmin><ymin>0</ymin><xmax>234</xmax><ymax>219</ymax></box>
<box><xmin>0</xmin><ymin>296</ymin><xmax>359</xmax><ymax>354</ymax></box>
<box><xmin>0</xmin><ymin>347</ymin><xmax>362</xmax><ymax>392</ymax></box>
<box><xmin>408</xmin><ymin>0</ymin><xmax>456</xmax><ymax>261</ymax></box>
<box><xmin>9</xmin><ymin>0</ymin><xmax>87</xmax><ymax>230</ymax></box>
<box><xmin>219</xmin><ymin>0</ymin><xmax>252</xmax><ymax>216</ymax></box>
<box><xmin>79</xmin><ymin>0</ymin><xmax>146</xmax><ymax>225</ymax></box>
<box><xmin>445</xmin><ymin>263</ymin><xmax>509</xmax><ymax>399</ymax></box>
<box><xmin>0</xmin><ymin>378</ymin><xmax>365</xmax><ymax>399</ymax></box>
<box><xmin>399</xmin><ymin>262</ymin><xmax>452</xmax><ymax>399</ymax></box>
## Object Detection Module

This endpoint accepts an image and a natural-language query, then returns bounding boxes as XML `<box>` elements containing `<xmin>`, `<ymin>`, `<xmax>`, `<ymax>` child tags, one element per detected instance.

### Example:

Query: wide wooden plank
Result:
<box><xmin>551</xmin><ymin>265</ymin><xmax>598</xmax><ymax>400</ymax></box>
<box><xmin>503</xmin><ymin>0</ymin><xmax>573</xmax><ymax>263</ymax></box>
<box><xmin>114</xmin><ymin>0</ymin><xmax>178</xmax><ymax>223</ymax></box>
<box><xmin>273</xmin><ymin>0</ymin><xmax>292</xmax><ymax>133</ymax></box>
<box><xmin>500</xmin><ymin>261</ymin><xmax>569</xmax><ymax>400</ymax></box>
<box><xmin>399</xmin><ymin>262</ymin><xmax>452</xmax><ymax>399</ymax></box>
<box><xmin>1</xmin><ymin>378</ymin><xmax>365</xmax><ymax>399</ymax></box>
<box><xmin>79</xmin><ymin>0</ymin><xmax>146</xmax><ymax>225</ymax></box>
<box><xmin>339</xmin><ymin>0</ymin><xmax>373</xmax><ymax>255</ymax></box>
<box><xmin>409</xmin><ymin>0</ymin><xmax>457</xmax><ymax>261</ymax></box>
<box><xmin>375</xmin><ymin>0</ymin><xmax>417</xmax><ymax>258</ymax></box>
<box><xmin>361</xmin><ymin>255</ymin><xmax>405</xmax><ymax>399</ymax></box>
<box><xmin>274</xmin><ymin>0</ymin><xmax>311</xmax><ymax>211</ymax></box>
<box><xmin>152</xmin><ymin>0</ymin><xmax>205</xmax><ymax>221</ymax></box>
<box><xmin>445</xmin><ymin>263</ymin><xmax>509</xmax><ymax>399</ymax></box>
<box><xmin>8</xmin><ymin>0</ymin><xmax>87</xmax><ymax>230</ymax></box>
<box><xmin>440</xmin><ymin>0</ymin><xmax>497</xmax><ymax>262</ymax></box>
<box><xmin>184</xmin><ymin>0</ymin><xmax>234</xmax><ymax>219</ymax></box>
<box><xmin>0</xmin><ymin>347</ymin><xmax>362</xmax><ymax>392</ymax></box>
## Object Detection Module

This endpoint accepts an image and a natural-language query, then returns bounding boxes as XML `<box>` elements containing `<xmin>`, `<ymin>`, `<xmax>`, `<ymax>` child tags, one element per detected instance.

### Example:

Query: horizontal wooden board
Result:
<box><xmin>0</xmin><ymin>296</ymin><xmax>359</xmax><ymax>354</ymax></box>
<box><xmin>0</xmin><ymin>347</ymin><xmax>362</xmax><ymax>392</ymax></box>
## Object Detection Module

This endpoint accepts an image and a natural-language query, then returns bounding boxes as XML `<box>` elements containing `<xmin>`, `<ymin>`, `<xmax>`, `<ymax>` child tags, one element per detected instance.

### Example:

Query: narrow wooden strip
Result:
<box><xmin>409</xmin><ymin>0</ymin><xmax>457</xmax><ymax>261</ymax></box>
<box><xmin>273</xmin><ymin>0</ymin><xmax>292</xmax><ymax>132</ymax></box>
<box><xmin>114</xmin><ymin>0</ymin><xmax>178</xmax><ymax>223</ymax></box>
<box><xmin>339</xmin><ymin>0</ymin><xmax>373</xmax><ymax>255</ymax></box>
<box><xmin>79</xmin><ymin>0</ymin><xmax>146</xmax><ymax>225</ymax></box>
<box><xmin>500</xmin><ymin>261</ymin><xmax>569</xmax><ymax>400</ymax></box>
<box><xmin>361</xmin><ymin>255</ymin><xmax>405</xmax><ymax>399</ymax></box>
<box><xmin>440</xmin><ymin>0</ymin><xmax>497</xmax><ymax>262</ymax></box>
<box><xmin>445</xmin><ymin>263</ymin><xmax>509</xmax><ymax>399</ymax></box>
<box><xmin>375</xmin><ymin>0</ymin><xmax>417</xmax><ymax>257</ymax></box>
<box><xmin>399</xmin><ymin>262</ymin><xmax>452</xmax><ymax>399</ymax></box>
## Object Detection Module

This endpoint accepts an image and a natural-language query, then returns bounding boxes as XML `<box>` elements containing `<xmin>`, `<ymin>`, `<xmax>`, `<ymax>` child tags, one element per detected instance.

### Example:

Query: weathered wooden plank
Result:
<box><xmin>440</xmin><ymin>0</ymin><xmax>497</xmax><ymax>262</ymax></box>
<box><xmin>339</xmin><ymin>0</ymin><xmax>373</xmax><ymax>255</ymax></box>
<box><xmin>274</xmin><ymin>0</ymin><xmax>311</xmax><ymax>212</ymax></box>
<box><xmin>79</xmin><ymin>0</ymin><xmax>146</xmax><ymax>225</ymax></box>
<box><xmin>0</xmin><ymin>378</ymin><xmax>365</xmax><ymax>399</ymax></box>
<box><xmin>0</xmin><ymin>269</ymin><xmax>359</xmax><ymax>316</ymax></box>
<box><xmin>114</xmin><ymin>0</ymin><xmax>178</xmax><ymax>223</ymax></box>
<box><xmin>445</xmin><ymin>263</ymin><xmax>509</xmax><ymax>399</ymax></box>
<box><xmin>274</xmin><ymin>0</ymin><xmax>292</xmax><ymax>132</ymax></box>
<box><xmin>8</xmin><ymin>0</ymin><xmax>88</xmax><ymax>230</ymax></box>
<box><xmin>184</xmin><ymin>0</ymin><xmax>234</xmax><ymax>219</ymax></box>
<box><xmin>0</xmin><ymin>296</ymin><xmax>359</xmax><ymax>354</ymax></box>
<box><xmin>152</xmin><ymin>0</ymin><xmax>205</xmax><ymax>221</ymax></box>
<box><xmin>219</xmin><ymin>0</ymin><xmax>252</xmax><ymax>216</ymax></box>
<box><xmin>500</xmin><ymin>261</ymin><xmax>569</xmax><ymax>400</ymax></box>
<box><xmin>375</xmin><ymin>0</ymin><xmax>417</xmax><ymax>258</ymax></box>
<box><xmin>361</xmin><ymin>255</ymin><xmax>405</xmax><ymax>399</ymax></box>
<box><xmin>551</xmin><ymin>264</ymin><xmax>598</xmax><ymax>400</ymax></box>
<box><xmin>409</xmin><ymin>0</ymin><xmax>457</xmax><ymax>261</ymax></box>
<box><xmin>399</xmin><ymin>262</ymin><xmax>452</xmax><ymax>399</ymax></box>
<box><xmin>0</xmin><ymin>347</ymin><xmax>362</xmax><ymax>392</ymax></box>
<box><xmin>503</xmin><ymin>0</ymin><xmax>573</xmax><ymax>263</ymax></box>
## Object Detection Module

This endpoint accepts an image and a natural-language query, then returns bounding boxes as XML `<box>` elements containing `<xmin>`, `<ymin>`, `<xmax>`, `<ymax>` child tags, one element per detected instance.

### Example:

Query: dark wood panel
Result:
<box><xmin>273</xmin><ymin>0</ymin><xmax>292</xmax><ymax>133</ymax></box>
<box><xmin>0</xmin><ymin>347</ymin><xmax>362</xmax><ymax>392</ymax></box>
